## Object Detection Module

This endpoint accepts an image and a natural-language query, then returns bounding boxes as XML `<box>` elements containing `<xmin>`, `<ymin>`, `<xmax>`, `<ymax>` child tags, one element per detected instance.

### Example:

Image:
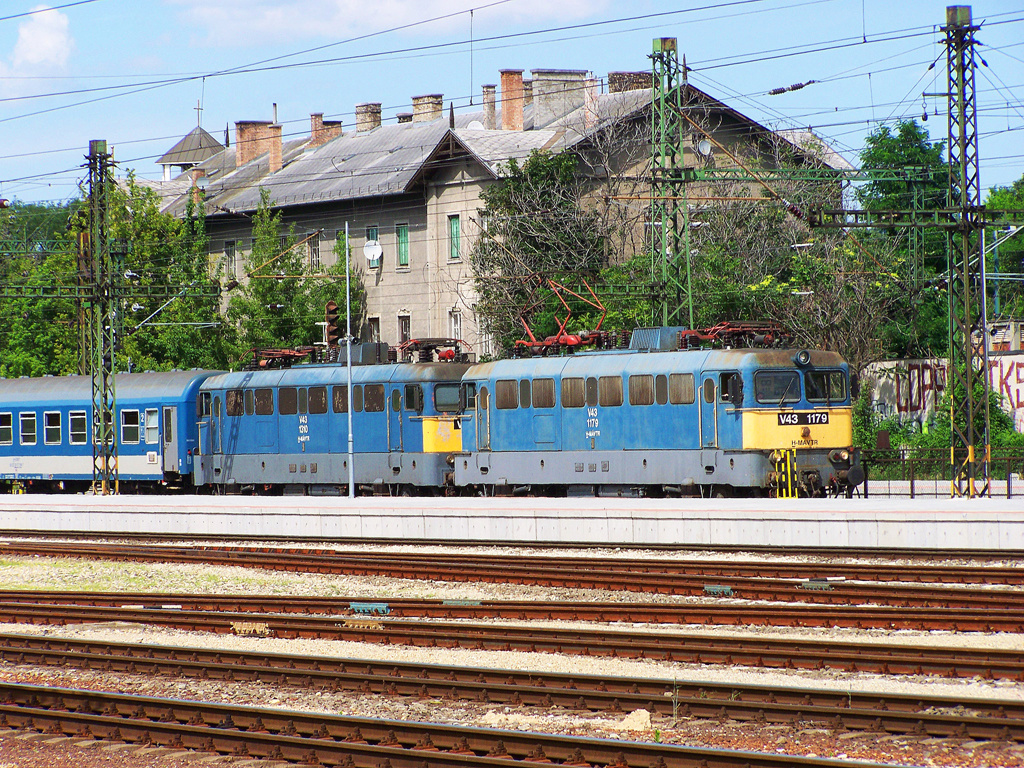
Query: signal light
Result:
<box><xmin>0</xmin><ymin>199</ymin><xmax>10</xmax><ymax>209</ymax></box>
<box><xmin>325</xmin><ymin>300</ymin><xmax>341</xmax><ymax>346</ymax></box>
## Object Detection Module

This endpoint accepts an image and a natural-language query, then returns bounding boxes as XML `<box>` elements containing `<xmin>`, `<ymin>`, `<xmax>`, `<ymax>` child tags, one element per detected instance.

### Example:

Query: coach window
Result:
<box><xmin>298</xmin><ymin>388</ymin><xmax>309</xmax><ymax>415</ymax></box>
<box><xmin>353</xmin><ymin>385</ymin><xmax>364</xmax><ymax>412</ymax></box>
<box><xmin>332</xmin><ymin>385</ymin><xmax>348</xmax><ymax>413</ymax></box>
<box><xmin>561</xmin><ymin>378</ymin><xmax>584</xmax><ymax>408</ymax></box>
<box><xmin>364</xmin><ymin>384</ymin><xmax>385</xmax><ymax>412</ymax></box>
<box><xmin>599</xmin><ymin>376</ymin><xmax>623</xmax><ymax>407</ymax></box>
<box><xmin>669</xmin><ymin>373</ymin><xmax>695</xmax><ymax>404</ymax></box>
<box><xmin>279</xmin><ymin>388</ymin><xmax>298</xmax><ymax>415</ymax></box>
<box><xmin>121</xmin><ymin>410</ymin><xmax>140</xmax><ymax>444</ymax></box>
<box><xmin>254</xmin><ymin>389</ymin><xmax>274</xmax><ymax>415</ymax></box>
<box><xmin>0</xmin><ymin>414</ymin><xmax>11</xmax><ymax>445</ymax></box>
<box><xmin>628</xmin><ymin>374</ymin><xmax>655</xmax><ymax>406</ymax></box>
<box><xmin>655</xmin><ymin>374</ymin><xmax>668</xmax><ymax>405</ymax></box>
<box><xmin>309</xmin><ymin>386</ymin><xmax>328</xmax><ymax>414</ymax></box>
<box><xmin>405</xmin><ymin>384</ymin><xmax>424</xmax><ymax>414</ymax></box>
<box><xmin>19</xmin><ymin>412</ymin><xmax>36</xmax><ymax>445</ymax></box>
<box><xmin>244</xmin><ymin>390</ymin><xmax>255</xmax><ymax>416</ymax></box>
<box><xmin>519</xmin><ymin>379</ymin><xmax>532</xmax><ymax>409</ymax></box>
<box><xmin>533</xmin><ymin>379</ymin><xmax>555</xmax><ymax>409</ymax></box>
<box><xmin>495</xmin><ymin>379</ymin><xmax>518</xmax><ymax>409</ymax></box>
<box><xmin>226</xmin><ymin>389</ymin><xmax>244</xmax><ymax>417</ymax></box>
<box><xmin>70</xmin><ymin>411</ymin><xmax>88</xmax><ymax>445</ymax></box>
<box><xmin>145</xmin><ymin>409</ymin><xmax>159</xmax><ymax>444</ymax></box>
<box><xmin>434</xmin><ymin>383</ymin><xmax>461</xmax><ymax>413</ymax></box>
<box><xmin>805</xmin><ymin>370</ymin><xmax>847</xmax><ymax>403</ymax></box>
<box><xmin>44</xmin><ymin>412</ymin><xmax>61</xmax><ymax>445</ymax></box>
<box><xmin>754</xmin><ymin>370</ymin><xmax>800</xmax><ymax>404</ymax></box>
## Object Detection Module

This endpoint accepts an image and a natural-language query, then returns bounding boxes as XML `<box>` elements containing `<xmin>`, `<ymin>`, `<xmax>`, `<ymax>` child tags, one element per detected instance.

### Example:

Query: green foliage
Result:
<box><xmin>856</xmin><ymin>120</ymin><xmax>946</xmax><ymax>211</ymax></box>
<box><xmin>984</xmin><ymin>173</ymin><xmax>1024</xmax><ymax>318</ymax></box>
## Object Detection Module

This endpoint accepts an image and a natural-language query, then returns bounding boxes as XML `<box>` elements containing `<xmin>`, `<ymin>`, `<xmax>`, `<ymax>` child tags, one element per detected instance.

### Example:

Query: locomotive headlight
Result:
<box><xmin>828</xmin><ymin>449</ymin><xmax>850</xmax><ymax>464</ymax></box>
<box><xmin>793</xmin><ymin>349</ymin><xmax>812</xmax><ymax>366</ymax></box>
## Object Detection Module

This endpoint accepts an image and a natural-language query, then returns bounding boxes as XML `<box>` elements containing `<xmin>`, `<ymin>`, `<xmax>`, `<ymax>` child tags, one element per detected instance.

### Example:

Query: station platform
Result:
<box><xmin>0</xmin><ymin>495</ymin><xmax>1020</xmax><ymax>551</ymax></box>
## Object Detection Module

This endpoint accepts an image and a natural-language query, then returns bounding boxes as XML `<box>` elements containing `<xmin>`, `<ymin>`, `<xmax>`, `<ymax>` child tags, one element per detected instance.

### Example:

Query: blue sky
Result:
<box><xmin>0</xmin><ymin>0</ymin><xmax>1021</xmax><ymax>204</ymax></box>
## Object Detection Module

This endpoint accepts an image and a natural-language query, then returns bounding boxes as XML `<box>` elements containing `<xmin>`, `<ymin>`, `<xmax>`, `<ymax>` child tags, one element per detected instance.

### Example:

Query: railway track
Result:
<box><xmin>0</xmin><ymin>600</ymin><xmax>1018</xmax><ymax>680</ymax></box>
<box><xmin>2</xmin><ymin>541</ymin><xmax>1023</xmax><ymax>609</ymax></box>
<box><xmin>2</xmin><ymin>589</ymin><xmax>1022</xmax><ymax>631</ymax></box>
<box><xmin>2</xmin><ymin>633</ymin><xmax>1021</xmax><ymax>742</ymax></box>
<box><xmin>0</xmin><ymin>681</ymin><xmax>894</xmax><ymax>768</ymax></box>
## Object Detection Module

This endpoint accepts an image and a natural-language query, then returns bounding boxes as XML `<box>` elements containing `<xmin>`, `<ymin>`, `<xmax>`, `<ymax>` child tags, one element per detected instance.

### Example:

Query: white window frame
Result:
<box><xmin>69</xmin><ymin>411</ymin><xmax>88</xmax><ymax>445</ymax></box>
<box><xmin>144</xmin><ymin>408</ymin><xmax>159</xmax><ymax>445</ymax></box>
<box><xmin>121</xmin><ymin>409</ymin><xmax>141</xmax><ymax>444</ymax></box>
<box><xmin>43</xmin><ymin>411</ymin><xmax>61</xmax><ymax>445</ymax></box>
<box><xmin>0</xmin><ymin>413</ymin><xmax>11</xmax><ymax>446</ymax></box>
<box><xmin>224</xmin><ymin>240</ymin><xmax>237</xmax><ymax>277</ymax></box>
<box><xmin>19</xmin><ymin>412</ymin><xmax>36</xmax><ymax>446</ymax></box>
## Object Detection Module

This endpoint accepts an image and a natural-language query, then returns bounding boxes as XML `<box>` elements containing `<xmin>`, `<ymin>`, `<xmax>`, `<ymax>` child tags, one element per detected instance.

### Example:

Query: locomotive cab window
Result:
<box><xmin>19</xmin><ymin>412</ymin><xmax>36</xmax><ymax>445</ymax></box>
<box><xmin>805</xmin><ymin>370</ymin><xmax>847</xmax><ymax>403</ymax></box>
<box><xmin>44</xmin><ymin>412</ymin><xmax>61</xmax><ymax>445</ymax></box>
<box><xmin>70</xmin><ymin>411</ymin><xmax>88</xmax><ymax>445</ymax></box>
<box><xmin>720</xmin><ymin>372</ymin><xmax>743</xmax><ymax>405</ymax></box>
<box><xmin>434</xmin><ymin>383</ymin><xmax>461</xmax><ymax>413</ymax></box>
<box><xmin>754</xmin><ymin>370</ymin><xmax>800</xmax><ymax>404</ymax></box>
<box><xmin>496</xmin><ymin>379</ymin><xmax>518</xmax><ymax>409</ymax></box>
<box><xmin>405</xmin><ymin>384</ymin><xmax>424</xmax><ymax>414</ymax></box>
<box><xmin>0</xmin><ymin>413</ymin><xmax>11</xmax><ymax>445</ymax></box>
<box><xmin>199</xmin><ymin>393</ymin><xmax>212</xmax><ymax>418</ymax></box>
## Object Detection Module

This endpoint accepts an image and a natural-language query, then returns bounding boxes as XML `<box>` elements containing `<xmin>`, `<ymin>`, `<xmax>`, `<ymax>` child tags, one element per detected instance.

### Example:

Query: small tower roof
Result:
<box><xmin>158</xmin><ymin>125</ymin><xmax>225</xmax><ymax>167</ymax></box>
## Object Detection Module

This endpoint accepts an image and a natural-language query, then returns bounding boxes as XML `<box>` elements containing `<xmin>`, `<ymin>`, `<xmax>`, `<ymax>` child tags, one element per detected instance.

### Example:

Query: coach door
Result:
<box><xmin>388</xmin><ymin>388</ymin><xmax>403</xmax><ymax>451</ymax></box>
<box><xmin>699</xmin><ymin>375</ymin><xmax>717</xmax><ymax>448</ymax></box>
<box><xmin>162</xmin><ymin>406</ymin><xmax>179</xmax><ymax>472</ymax></box>
<box><xmin>476</xmin><ymin>386</ymin><xmax>490</xmax><ymax>450</ymax></box>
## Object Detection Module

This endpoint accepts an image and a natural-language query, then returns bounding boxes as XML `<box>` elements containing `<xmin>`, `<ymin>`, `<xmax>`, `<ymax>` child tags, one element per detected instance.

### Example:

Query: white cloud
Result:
<box><xmin>11</xmin><ymin>5</ymin><xmax>73</xmax><ymax>70</ymax></box>
<box><xmin>169</xmin><ymin>0</ymin><xmax>607</xmax><ymax>46</ymax></box>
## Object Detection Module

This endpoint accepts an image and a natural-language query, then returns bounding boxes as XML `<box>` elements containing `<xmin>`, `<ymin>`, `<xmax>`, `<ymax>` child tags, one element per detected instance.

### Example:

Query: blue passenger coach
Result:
<box><xmin>454</xmin><ymin>343</ymin><xmax>860</xmax><ymax>496</ymax></box>
<box><xmin>0</xmin><ymin>371</ymin><xmax>211</xmax><ymax>492</ymax></box>
<box><xmin>194</xmin><ymin>361</ymin><xmax>471</xmax><ymax>494</ymax></box>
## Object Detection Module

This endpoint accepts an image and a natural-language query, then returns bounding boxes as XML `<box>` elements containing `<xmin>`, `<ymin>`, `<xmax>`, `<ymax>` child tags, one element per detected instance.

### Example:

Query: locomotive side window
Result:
<box><xmin>309</xmin><ymin>386</ymin><xmax>328</xmax><ymax>414</ymax></box>
<box><xmin>628</xmin><ymin>375</ymin><xmax>654</xmax><ymax>406</ymax></box>
<box><xmin>390</xmin><ymin>390</ymin><xmax>402</xmax><ymax>412</ymax></box>
<box><xmin>353</xmin><ymin>385</ymin><xmax>364</xmax><ymax>412</ymax></box>
<box><xmin>495</xmin><ymin>379</ymin><xmax>518</xmax><ymax>409</ymax></box>
<box><xmin>519</xmin><ymin>379</ymin><xmax>532</xmax><ymax>409</ymax></box>
<box><xmin>199</xmin><ymin>393</ymin><xmax>211</xmax><ymax>417</ymax></box>
<box><xmin>586</xmin><ymin>377</ymin><xmax>599</xmax><ymax>407</ymax></box>
<box><xmin>255</xmin><ymin>389</ymin><xmax>274</xmax><ymax>415</ymax></box>
<box><xmin>145</xmin><ymin>409</ymin><xmax>159</xmax><ymax>443</ymax></box>
<box><xmin>279</xmin><ymin>388</ymin><xmax>298</xmax><ymax>415</ymax></box>
<box><xmin>655</xmin><ymin>375</ymin><xmax>668</xmax><ymax>405</ymax></box>
<box><xmin>434</xmin><ymin>383</ymin><xmax>461</xmax><ymax>413</ymax></box>
<box><xmin>561</xmin><ymin>378</ymin><xmax>585</xmax><ymax>408</ymax></box>
<box><xmin>364</xmin><ymin>384</ymin><xmax>385</xmax><ymax>412</ymax></box>
<box><xmin>44</xmin><ymin>412</ymin><xmax>61</xmax><ymax>445</ymax></box>
<box><xmin>533</xmin><ymin>379</ymin><xmax>555</xmax><ymax>409</ymax></box>
<box><xmin>19</xmin><ymin>412</ymin><xmax>36</xmax><ymax>445</ymax></box>
<box><xmin>298</xmin><ymin>388</ymin><xmax>309</xmax><ymax>415</ymax></box>
<box><xmin>0</xmin><ymin>413</ymin><xmax>11</xmax><ymax>445</ymax></box>
<box><xmin>121</xmin><ymin>410</ymin><xmax>140</xmax><ymax>444</ymax></box>
<box><xmin>405</xmin><ymin>384</ymin><xmax>424</xmax><ymax>414</ymax></box>
<box><xmin>599</xmin><ymin>376</ymin><xmax>623</xmax><ymax>407</ymax></box>
<box><xmin>332</xmin><ymin>385</ymin><xmax>348</xmax><ymax>413</ymax></box>
<box><xmin>805</xmin><ymin>370</ymin><xmax>847</xmax><ymax>403</ymax></box>
<box><xmin>754</xmin><ymin>371</ymin><xmax>800</xmax><ymax>404</ymax></box>
<box><xmin>702</xmin><ymin>379</ymin><xmax>715</xmax><ymax>404</ymax></box>
<box><xmin>720</xmin><ymin>372</ymin><xmax>743</xmax><ymax>405</ymax></box>
<box><xmin>669</xmin><ymin>373</ymin><xmax>695</xmax><ymax>404</ymax></box>
<box><xmin>70</xmin><ymin>411</ymin><xmax>88</xmax><ymax>445</ymax></box>
<box><xmin>226</xmin><ymin>389</ymin><xmax>244</xmax><ymax>417</ymax></box>
<box><xmin>244</xmin><ymin>390</ymin><xmax>255</xmax><ymax>416</ymax></box>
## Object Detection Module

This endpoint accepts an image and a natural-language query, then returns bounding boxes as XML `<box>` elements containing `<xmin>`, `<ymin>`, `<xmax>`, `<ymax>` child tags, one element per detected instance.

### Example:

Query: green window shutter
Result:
<box><xmin>397</xmin><ymin>224</ymin><xmax>409</xmax><ymax>267</ymax></box>
<box><xmin>448</xmin><ymin>214</ymin><xmax>461</xmax><ymax>261</ymax></box>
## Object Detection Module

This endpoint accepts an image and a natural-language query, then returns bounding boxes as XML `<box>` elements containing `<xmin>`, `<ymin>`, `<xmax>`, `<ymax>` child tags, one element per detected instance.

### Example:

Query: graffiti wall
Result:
<box><xmin>866</xmin><ymin>352</ymin><xmax>1024</xmax><ymax>432</ymax></box>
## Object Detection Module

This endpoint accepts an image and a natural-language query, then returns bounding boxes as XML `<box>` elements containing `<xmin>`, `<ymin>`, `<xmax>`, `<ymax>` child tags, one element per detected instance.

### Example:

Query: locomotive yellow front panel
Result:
<box><xmin>422</xmin><ymin>416</ymin><xmax>462</xmax><ymax>453</ymax></box>
<box><xmin>742</xmin><ymin>408</ymin><xmax>853</xmax><ymax>450</ymax></box>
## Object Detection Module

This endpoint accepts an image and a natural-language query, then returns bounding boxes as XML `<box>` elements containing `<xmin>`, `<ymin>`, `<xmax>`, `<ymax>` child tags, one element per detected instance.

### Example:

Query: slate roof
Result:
<box><xmin>157</xmin><ymin>125</ymin><xmax>225</xmax><ymax>167</ymax></box>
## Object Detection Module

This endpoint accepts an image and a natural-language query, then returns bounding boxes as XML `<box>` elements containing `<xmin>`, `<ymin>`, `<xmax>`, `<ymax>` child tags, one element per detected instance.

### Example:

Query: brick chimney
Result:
<box><xmin>532</xmin><ymin>69</ymin><xmax>588</xmax><ymax>128</ymax></box>
<box><xmin>235</xmin><ymin>120</ymin><xmax>272</xmax><ymax>167</ymax></box>
<box><xmin>412</xmin><ymin>94</ymin><xmax>443</xmax><ymax>122</ymax></box>
<box><xmin>309</xmin><ymin>113</ymin><xmax>343</xmax><ymax>147</ymax></box>
<box><xmin>482</xmin><ymin>84</ymin><xmax>496</xmax><ymax>130</ymax></box>
<box><xmin>268</xmin><ymin>123</ymin><xmax>282</xmax><ymax>173</ymax></box>
<box><xmin>608</xmin><ymin>71</ymin><xmax>653</xmax><ymax>93</ymax></box>
<box><xmin>500</xmin><ymin>69</ymin><xmax>524</xmax><ymax>132</ymax></box>
<box><xmin>523</xmin><ymin>78</ymin><xmax>533</xmax><ymax>106</ymax></box>
<box><xmin>355</xmin><ymin>102</ymin><xmax>382</xmax><ymax>132</ymax></box>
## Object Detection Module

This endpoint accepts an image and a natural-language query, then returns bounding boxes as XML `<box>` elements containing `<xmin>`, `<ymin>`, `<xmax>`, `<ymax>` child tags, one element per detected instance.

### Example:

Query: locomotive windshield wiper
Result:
<box><xmin>777</xmin><ymin>376</ymin><xmax>796</xmax><ymax>409</ymax></box>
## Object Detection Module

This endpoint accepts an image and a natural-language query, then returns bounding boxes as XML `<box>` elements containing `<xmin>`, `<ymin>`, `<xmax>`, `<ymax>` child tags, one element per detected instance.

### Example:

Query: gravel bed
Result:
<box><xmin>0</xmin><ymin>551</ymin><xmax>1021</xmax><ymax>767</ymax></box>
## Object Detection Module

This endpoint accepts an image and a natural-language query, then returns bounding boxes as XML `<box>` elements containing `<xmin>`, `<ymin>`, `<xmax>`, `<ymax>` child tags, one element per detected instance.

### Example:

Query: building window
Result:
<box><xmin>19</xmin><ymin>412</ymin><xmax>36</xmax><ymax>445</ymax></box>
<box><xmin>366</xmin><ymin>225</ymin><xmax>379</xmax><ymax>242</ymax></box>
<box><xmin>398</xmin><ymin>314</ymin><xmax>411</xmax><ymax>344</ymax></box>
<box><xmin>121</xmin><ymin>410</ymin><xmax>140</xmax><ymax>444</ymax></box>
<box><xmin>44</xmin><ymin>412</ymin><xmax>61</xmax><ymax>445</ymax></box>
<box><xmin>367</xmin><ymin>317</ymin><xmax>380</xmax><ymax>342</ymax></box>
<box><xmin>308</xmin><ymin>233</ymin><xmax>321</xmax><ymax>272</ymax></box>
<box><xmin>448</xmin><ymin>309</ymin><xmax>462</xmax><ymax>340</ymax></box>
<box><xmin>223</xmin><ymin>240</ymin><xmax>236</xmax><ymax>277</ymax></box>
<box><xmin>448</xmin><ymin>214</ymin><xmax>461</xmax><ymax>261</ymax></box>
<box><xmin>396</xmin><ymin>223</ymin><xmax>409</xmax><ymax>267</ymax></box>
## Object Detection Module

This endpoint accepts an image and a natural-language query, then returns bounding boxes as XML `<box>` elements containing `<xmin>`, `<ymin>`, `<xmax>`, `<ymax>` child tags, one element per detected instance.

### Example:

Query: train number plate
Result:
<box><xmin>777</xmin><ymin>412</ymin><xmax>829</xmax><ymax>426</ymax></box>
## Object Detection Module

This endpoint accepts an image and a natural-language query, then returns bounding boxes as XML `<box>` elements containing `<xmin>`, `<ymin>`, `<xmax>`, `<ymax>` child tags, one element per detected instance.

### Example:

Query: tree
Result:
<box><xmin>984</xmin><ymin>173</ymin><xmax>1024</xmax><ymax>319</ymax></box>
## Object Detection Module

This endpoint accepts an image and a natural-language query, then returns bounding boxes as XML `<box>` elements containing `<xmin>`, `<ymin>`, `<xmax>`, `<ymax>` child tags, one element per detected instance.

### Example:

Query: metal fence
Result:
<box><xmin>860</xmin><ymin>448</ymin><xmax>1024</xmax><ymax>498</ymax></box>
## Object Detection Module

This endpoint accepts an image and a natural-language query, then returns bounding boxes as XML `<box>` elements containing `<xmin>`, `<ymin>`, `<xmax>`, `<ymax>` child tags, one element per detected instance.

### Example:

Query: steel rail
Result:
<box><xmin>3</xmin><ymin>542</ymin><xmax>1023</xmax><ymax>610</ymax></box>
<box><xmin>2</xmin><ymin>633</ymin><xmax>1021</xmax><ymax>742</ymax></box>
<box><xmin>2</xmin><ymin>590</ymin><xmax>1023</xmax><ymax>632</ymax></box>
<box><xmin>0</xmin><ymin>602</ymin><xmax>1019</xmax><ymax>680</ymax></box>
<box><xmin>0</xmin><ymin>681</ymin><xmax>895</xmax><ymax>768</ymax></box>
